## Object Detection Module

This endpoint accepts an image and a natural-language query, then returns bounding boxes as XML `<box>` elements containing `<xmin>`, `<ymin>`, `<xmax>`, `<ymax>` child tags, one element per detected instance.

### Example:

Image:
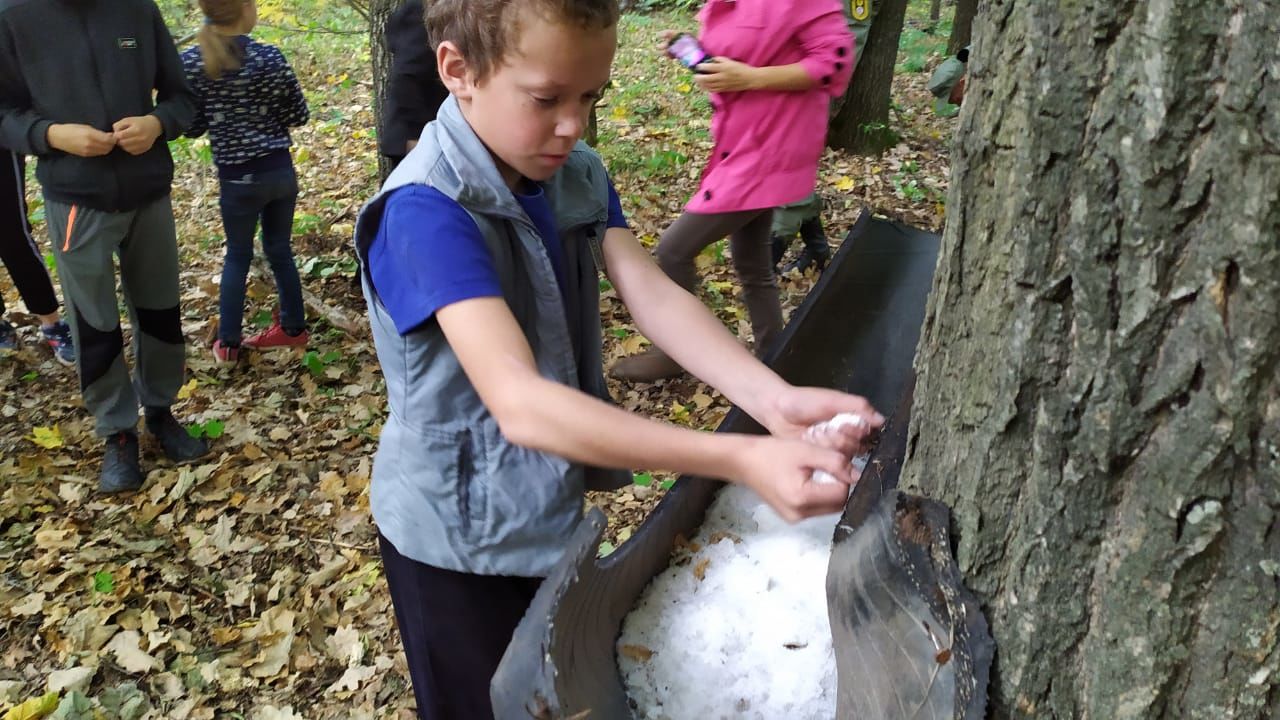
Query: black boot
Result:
<box><xmin>101</xmin><ymin>431</ymin><xmax>143</xmax><ymax>494</ymax></box>
<box><xmin>145</xmin><ymin>407</ymin><xmax>211</xmax><ymax>464</ymax></box>
<box><xmin>784</xmin><ymin>216</ymin><xmax>831</xmax><ymax>274</ymax></box>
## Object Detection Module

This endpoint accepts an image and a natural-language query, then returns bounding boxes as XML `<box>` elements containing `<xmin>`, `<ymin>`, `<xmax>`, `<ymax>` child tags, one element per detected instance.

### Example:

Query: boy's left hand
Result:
<box><xmin>765</xmin><ymin>386</ymin><xmax>884</xmax><ymax>457</ymax></box>
<box><xmin>113</xmin><ymin>115</ymin><xmax>163</xmax><ymax>155</ymax></box>
<box><xmin>693</xmin><ymin>57</ymin><xmax>759</xmax><ymax>93</ymax></box>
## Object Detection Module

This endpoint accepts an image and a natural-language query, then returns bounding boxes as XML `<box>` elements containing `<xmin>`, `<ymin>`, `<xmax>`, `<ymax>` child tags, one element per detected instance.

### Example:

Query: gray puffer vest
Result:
<box><xmin>354</xmin><ymin>96</ymin><xmax>629</xmax><ymax>576</ymax></box>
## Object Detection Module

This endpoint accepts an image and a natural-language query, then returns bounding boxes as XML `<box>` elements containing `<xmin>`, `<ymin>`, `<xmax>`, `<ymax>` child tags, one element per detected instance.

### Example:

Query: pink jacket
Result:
<box><xmin>687</xmin><ymin>0</ymin><xmax>854</xmax><ymax>213</ymax></box>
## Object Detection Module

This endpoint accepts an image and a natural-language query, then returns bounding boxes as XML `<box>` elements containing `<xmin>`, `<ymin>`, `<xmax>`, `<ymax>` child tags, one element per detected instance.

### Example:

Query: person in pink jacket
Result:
<box><xmin>611</xmin><ymin>0</ymin><xmax>854</xmax><ymax>382</ymax></box>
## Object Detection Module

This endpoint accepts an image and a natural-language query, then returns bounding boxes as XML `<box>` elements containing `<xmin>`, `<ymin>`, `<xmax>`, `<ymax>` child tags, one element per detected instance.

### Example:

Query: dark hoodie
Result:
<box><xmin>0</xmin><ymin>0</ymin><xmax>195</xmax><ymax>211</ymax></box>
<box><xmin>378</xmin><ymin>0</ymin><xmax>448</xmax><ymax>163</ymax></box>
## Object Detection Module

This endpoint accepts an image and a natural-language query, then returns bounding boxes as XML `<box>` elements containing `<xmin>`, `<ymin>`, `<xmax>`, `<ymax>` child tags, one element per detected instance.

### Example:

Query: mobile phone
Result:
<box><xmin>666</xmin><ymin>33</ymin><xmax>710</xmax><ymax>72</ymax></box>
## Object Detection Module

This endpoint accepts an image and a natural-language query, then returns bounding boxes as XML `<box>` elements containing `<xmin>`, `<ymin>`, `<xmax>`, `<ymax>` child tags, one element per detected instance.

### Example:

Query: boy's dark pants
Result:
<box><xmin>45</xmin><ymin>195</ymin><xmax>186</xmax><ymax>437</ymax></box>
<box><xmin>379</xmin><ymin>532</ymin><xmax>542</xmax><ymax>720</ymax></box>
<box><xmin>1</xmin><ymin>150</ymin><xmax>58</xmax><ymax>317</ymax></box>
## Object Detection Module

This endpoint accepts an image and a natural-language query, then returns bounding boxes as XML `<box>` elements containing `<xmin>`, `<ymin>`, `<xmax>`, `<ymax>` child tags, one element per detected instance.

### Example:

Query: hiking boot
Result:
<box><xmin>101</xmin><ymin>431</ymin><xmax>144</xmax><ymax>494</ymax></box>
<box><xmin>244</xmin><ymin>321</ymin><xmax>308</xmax><ymax>350</ymax></box>
<box><xmin>0</xmin><ymin>320</ymin><xmax>16</xmax><ymax>355</ymax></box>
<box><xmin>609</xmin><ymin>347</ymin><xmax>682</xmax><ymax>383</ymax></box>
<box><xmin>212</xmin><ymin>339</ymin><xmax>240</xmax><ymax>365</ymax></box>
<box><xmin>784</xmin><ymin>244</ymin><xmax>831</xmax><ymax>275</ymax></box>
<box><xmin>783</xmin><ymin>217</ymin><xmax>831</xmax><ymax>275</ymax></box>
<box><xmin>144</xmin><ymin>407</ymin><xmax>210</xmax><ymax>464</ymax></box>
<box><xmin>40</xmin><ymin>320</ymin><xmax>75</xmax><ymax>366</ymax></box>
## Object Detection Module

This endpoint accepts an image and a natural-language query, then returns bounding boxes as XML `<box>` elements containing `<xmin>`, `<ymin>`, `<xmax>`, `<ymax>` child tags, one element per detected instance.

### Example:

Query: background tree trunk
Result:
<box><xmin>928</xmin><ymin>0</ymin><xmax>942</xmax><ymax>28</ymax></box>
<box><xmin>369</xmin><ymin>0</ymin><xmax>398</xmax><ymax>182</ymax></box>
<box><xmin>827</xmin><ymin>0</ymin><xmax>909</xmax><ymax>155</ymax></box>
<box><xmin>902</xmin><ymin>1</ymin><xmax>1280</xmax><ymax>717</ymax></box>
<box><xmin>945</xmin><ymin>0</ymin><xmax>976</xmax><ymax>55</ymax></box>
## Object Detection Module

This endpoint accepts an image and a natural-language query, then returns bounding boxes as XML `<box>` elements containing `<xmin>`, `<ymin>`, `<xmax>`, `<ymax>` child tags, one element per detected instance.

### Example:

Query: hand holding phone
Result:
<box><xmin>666</xmin><ymin>33</ymin><xmax>711</xmax><ymax>73</ymax></box>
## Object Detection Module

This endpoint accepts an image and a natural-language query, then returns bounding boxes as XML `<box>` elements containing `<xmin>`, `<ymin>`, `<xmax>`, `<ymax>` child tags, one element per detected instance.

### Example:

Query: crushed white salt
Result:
<box><xmin>618</xmin><ymin>484</ymin><xmax>842</xmax><ymax>720</ymax></box>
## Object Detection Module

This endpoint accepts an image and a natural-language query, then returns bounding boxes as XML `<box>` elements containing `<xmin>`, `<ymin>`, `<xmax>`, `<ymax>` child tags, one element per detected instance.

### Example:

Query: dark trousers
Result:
<box><xmin>655</xmin><ymin>208</ymin><xmax>783</xmax><ymax>352</ymax></box>
<box><xmin>379</xmin><ymin>532</ymin><xmax>542</xmax><ymax>720</ymax></box>
<box><xmin>1</xmin><ymin>150</ymin><xmax>58</xmax><ymax>317</ymax></box>
<box><xmin>217</xmin><ymin>165</ymin><xmax>304</xmax><ymax>344</ymax></box>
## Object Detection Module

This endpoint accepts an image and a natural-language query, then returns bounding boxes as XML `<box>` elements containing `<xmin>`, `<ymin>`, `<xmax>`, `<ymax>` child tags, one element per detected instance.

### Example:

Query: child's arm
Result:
<box><xmin>179</xmin><ymin>54</ymin><xmax>208</xmax><ymax>139</ymax></box>
<box><xmin>0</xmin><ymin>28</ymin><xmax>51</xmax><ymax>155</ymax></box>
<box><xmin>602</xmin><ymin>226</ymin><xmax>882</xmax><ymax>445</ymax></box>
<box><xmin>692</xmin><ymin>2</ymin><xmax>854</xmax><ymax>96</ymax></box>
<box><xmin>435</xmin><ymin>297</ymin><xmax>861</xmax><ymax>522</ymax></box>
<box><xmin>148</xmin><ymin>1</ymin><xmax>196</xmax><ymax>140</ymax></box>
<box><xmin>272</xmin><ymin>48</ymin><xmax>310</xmax><ymax>128</ymax></box>
<box><xmin>0</xmin><ymin>39</ymin><xmax>115</xmax><ymax>157</ymax></box>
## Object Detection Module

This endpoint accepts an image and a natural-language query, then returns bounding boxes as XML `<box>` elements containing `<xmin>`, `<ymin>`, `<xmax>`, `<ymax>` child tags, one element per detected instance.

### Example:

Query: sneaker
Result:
<box><xmin>244</xmin><ymin>322</ymin><xmax>308</xmax><ymax>350</ymax></box>
<box><xmin>40</xmin><ymin>321</ymin><xmax>76</xmax><ymax>366</ymax></box>
<box><xmin>144</xmin><ymin>407</ymin><xmax>211</xmax><ymax>464</ymax></box>
<box><xmin>0</xmin><ymin>320</ymin><xmax>16</xmax><ymax>354</ymax></box>
<box><xmin>212</xmin><ymin>339</ymin><xmax>240</xmax><ymax>365</ymax></box>
<box><xmin>101</xmin><ymin>431</ymin><xmax>144</xmax><ymax>494</ymax></box>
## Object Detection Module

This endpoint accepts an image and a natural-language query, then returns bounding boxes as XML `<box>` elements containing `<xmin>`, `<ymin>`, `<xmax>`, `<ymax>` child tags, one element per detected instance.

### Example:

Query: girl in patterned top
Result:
<box><xmin>182</xmin><ymin>0</ymin><xmax>310</xmax><ymax>364</ymax></box>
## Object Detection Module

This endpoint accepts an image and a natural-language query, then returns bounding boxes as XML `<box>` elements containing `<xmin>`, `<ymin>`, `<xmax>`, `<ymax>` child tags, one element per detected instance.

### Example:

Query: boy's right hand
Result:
<box><xmin>46</xmin><ymin>124</ymin><xmax>117</xmax><ymax>157</ymax></box>
<box><xmin>731</xmin><ymin>435</ymin><xmax>856</xmax><ymax>523</ymax></box>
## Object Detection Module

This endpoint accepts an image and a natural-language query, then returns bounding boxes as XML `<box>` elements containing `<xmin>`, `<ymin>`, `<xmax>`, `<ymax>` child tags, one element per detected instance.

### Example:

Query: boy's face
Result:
<box><xmin>440</xmin><ymin>12</ymin><xmax>616</xmax><ymax>190</ymax></box>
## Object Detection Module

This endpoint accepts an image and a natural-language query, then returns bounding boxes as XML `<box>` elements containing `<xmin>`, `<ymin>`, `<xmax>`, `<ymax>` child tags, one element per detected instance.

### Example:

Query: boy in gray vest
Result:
<box><xmin>0</xmin><ymin>0</ymin><xmax>210</xmax><ymax>493</ymax></box>
<box><xmin>353</xmin><ymin>0</ymin><xmax>884</xmax><ymax>716</ymax></box>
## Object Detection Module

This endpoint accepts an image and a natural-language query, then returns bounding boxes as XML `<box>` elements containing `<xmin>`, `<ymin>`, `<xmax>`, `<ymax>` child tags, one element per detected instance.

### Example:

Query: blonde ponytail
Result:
<box><xmin>197</xmin><ymin>0</ymin><xmax>246</xmax><ymax>80</ymax></box>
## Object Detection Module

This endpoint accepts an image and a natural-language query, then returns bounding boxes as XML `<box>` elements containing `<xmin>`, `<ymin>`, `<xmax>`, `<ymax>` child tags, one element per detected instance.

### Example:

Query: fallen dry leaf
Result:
<box><xmin>618</xmin><ymin>644</ymin><xmax>655</xmax><ymax>663</ymax></box>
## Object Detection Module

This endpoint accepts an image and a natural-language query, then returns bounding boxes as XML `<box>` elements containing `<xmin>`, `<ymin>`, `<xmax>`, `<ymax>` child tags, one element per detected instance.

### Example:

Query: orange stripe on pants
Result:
<box><xmin>63</xmin><ymin>204</ymin><xmax>78</xmax><ymax>252</ymax></box>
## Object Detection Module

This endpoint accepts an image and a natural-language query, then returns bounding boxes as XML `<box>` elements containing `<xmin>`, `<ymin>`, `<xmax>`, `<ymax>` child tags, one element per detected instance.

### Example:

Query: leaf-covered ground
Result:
<box><xmin>0</xmin><ymin>5</ymin><xmax>956</xmax><ymax>717</ymax></box>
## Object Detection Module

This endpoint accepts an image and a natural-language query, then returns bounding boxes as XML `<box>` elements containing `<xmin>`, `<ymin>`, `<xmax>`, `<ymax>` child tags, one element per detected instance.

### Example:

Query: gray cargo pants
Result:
<box><xmin>45</xmin><ymin>195</ymin><xmax>186</xmax><ymax>437</ymax></box>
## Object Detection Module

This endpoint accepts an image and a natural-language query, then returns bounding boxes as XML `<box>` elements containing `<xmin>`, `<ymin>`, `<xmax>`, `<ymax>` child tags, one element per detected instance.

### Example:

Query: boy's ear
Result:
<box><xmin>437</xmin><ymin>41</ymin><xmax>472</xmax><ymax>99</ymax></box>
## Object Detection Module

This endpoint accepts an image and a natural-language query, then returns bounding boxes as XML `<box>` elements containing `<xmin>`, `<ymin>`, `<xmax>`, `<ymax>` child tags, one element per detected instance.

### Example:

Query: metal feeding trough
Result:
<box><xmin>492</xmin><ymin>211</ymin><xmax>993</xmax><ymax>719</ymax></box>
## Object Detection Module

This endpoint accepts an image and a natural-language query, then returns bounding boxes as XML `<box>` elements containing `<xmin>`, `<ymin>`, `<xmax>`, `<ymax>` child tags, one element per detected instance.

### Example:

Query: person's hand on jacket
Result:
<box><xmin>46</xmin><ymin>124</ymin><xmax>116</xmax><ymax>157</ymax></box>
<box><xmin>113</xmin><ymin>116</ymin><xmax>164</xmax><ymax>155</ymax></box>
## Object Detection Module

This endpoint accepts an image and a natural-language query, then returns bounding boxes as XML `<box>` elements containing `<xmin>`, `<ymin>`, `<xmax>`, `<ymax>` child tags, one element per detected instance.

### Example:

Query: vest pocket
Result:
<box><xmin>455</xmin><ymin>427</ymin><xmax>488</xmax><ymax>535</ymax></box>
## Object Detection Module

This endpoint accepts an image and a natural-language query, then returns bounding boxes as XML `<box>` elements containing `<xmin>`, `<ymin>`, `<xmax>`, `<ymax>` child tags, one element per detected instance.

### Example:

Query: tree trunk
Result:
<box><xmin>369</xmin><ymin>0</ymin><xmax>398</xmax><ymax>182</ymax></box>
<box><xmin>902</xmin><ymin>1</ymin><xmax>1280</xmax><ymax>718</ymax></box>
<box><xmin>945</xmin><ymin>0</ymin><xmax>976</xmax><ymax>55</ymax></box>
<box><xmin>367</xmin><ymin>0</ymin><xmax>597</xmax><ymax>158</ymax></box>
<box><xmin>827</xmin><ymin>0</ymin><xmax>908</xmax><ymax>155</ymax></box>
<box><xmin>928</xmin><ymin>0</ymin><xmax>942</xmax><ymax>27</ymax></box>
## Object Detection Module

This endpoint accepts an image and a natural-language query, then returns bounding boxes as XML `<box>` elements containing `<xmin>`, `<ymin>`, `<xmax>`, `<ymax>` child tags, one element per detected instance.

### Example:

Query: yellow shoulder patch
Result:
<box><xmin>851</xmin><ymin>0</ymin><xmax>872</xmax><ymax>22</ymax></box>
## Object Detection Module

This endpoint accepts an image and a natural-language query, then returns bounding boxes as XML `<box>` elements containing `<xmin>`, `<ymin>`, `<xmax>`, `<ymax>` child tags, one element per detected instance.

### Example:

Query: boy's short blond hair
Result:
<box><xmin>425</xmin><ymin>0</ymin><xmax>619</xmax><ymax>84</ymax></box>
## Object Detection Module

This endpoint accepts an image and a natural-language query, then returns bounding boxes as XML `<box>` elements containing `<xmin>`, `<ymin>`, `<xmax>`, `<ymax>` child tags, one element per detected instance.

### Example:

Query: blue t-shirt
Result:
<box><xmin>368</xmin><ymin>180</ymin><xmax>629</xmax><ymax>336</ymax></box>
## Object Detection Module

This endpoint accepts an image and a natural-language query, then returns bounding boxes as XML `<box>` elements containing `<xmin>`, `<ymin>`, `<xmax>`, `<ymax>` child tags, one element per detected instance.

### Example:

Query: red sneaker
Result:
<box><xmin>244</xmin><ymin>322</ymin><xmax>308</xmax><ymax>350</ymax></box>
<box><xmin>212</xmin><ymin>339</ymin><xmax>240</xmax><ymax>365</ymax></box>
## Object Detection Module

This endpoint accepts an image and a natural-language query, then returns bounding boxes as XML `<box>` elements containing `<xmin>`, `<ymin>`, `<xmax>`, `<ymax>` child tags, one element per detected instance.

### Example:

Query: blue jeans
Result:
<box><xmin>217</xmin><ymin>166</ymin><xmax>304</xmax><ymax>344</ymax></box>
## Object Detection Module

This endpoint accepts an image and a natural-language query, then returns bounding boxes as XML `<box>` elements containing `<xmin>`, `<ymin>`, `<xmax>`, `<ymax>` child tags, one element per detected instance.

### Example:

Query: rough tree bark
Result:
<box><xmin>946</xmin><ymin>0</ymin><xmax>976</xmax><ymax>55</ymax></box>
<box><xmin>369</xmin><ymin>0</ymin><xmax>398</xmax><ymax>182</ymax></box>
<box><xmin>827</xmin><ymin>0</ymin><xmax>909</xmax><ymax>155</ymax></box>
<box><xmin>902</xmin><ymin>1</ymin><xmax>1280</xmax><ymax>718</ymax></box>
